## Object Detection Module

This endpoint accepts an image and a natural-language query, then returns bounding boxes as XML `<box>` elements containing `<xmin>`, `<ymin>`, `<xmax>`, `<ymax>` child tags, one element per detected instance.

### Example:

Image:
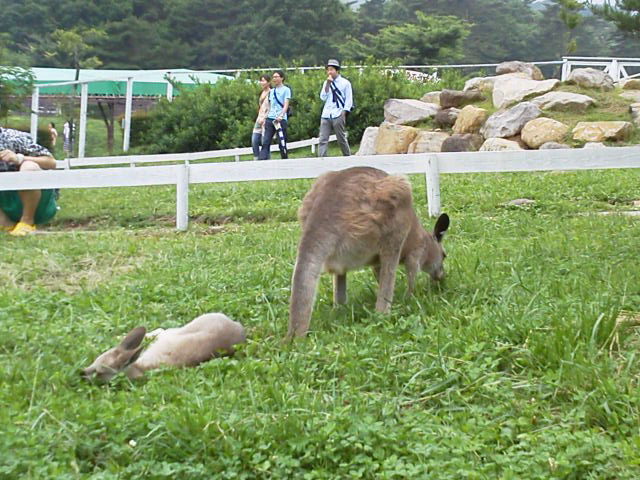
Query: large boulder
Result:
<box><xmin>434</xmin><ymin>108</ymin><xmax>460</xmax><ymax>128</ymax></box>
<box><xmin>530</xmin><ymin>91</ymin><xmax>596</xmax><ymax>112</ymax></box>
<box><xmin>440</xmin><ymin>89</ymin><xmax>486</xmax><ymax>108</ymax></box>
<box><xmin>441</xmin><ymin>134</ymin><xmax>484</xmax><ymax>152</ymax></box>
<box><xmin>480</xmin><ymin>102</ymin><xmax>541</xmax><ymax>139</ymax></box>
<box><xmin>375</xmin><ymin>124</ymin><xmax>419</xmax><ymax>154</ymax></box>
<box><xmin>630</xmin><ymin>103</ymin><xmax>640</xmax><ymax>127</ymax></box>
<box><xmin>492</xmin><ymin>76</ymin><xmax>560</xmax><ymax>109</ymax></box>
<box><xmin>420</xmin><ymin>91</ymin><xmax>441</xmax><ymax>105</ymax></box>
<box><xmin>356</xmin><ymin>127</ymin><xmax>379</xmax><ymax>156</ymax></box>
<box><xmin>383</xmin><ymin>99</ymin><xmax>439</xmax><ymax>125</ymax></box>
<box><xmin>504</xmin><ymin>135</ymin><xmax>529</xmax><ymax>149</ymax></box>
<box><xmin>539</xmin><ymin>142</ymin><xmax>570</xmax><ymax>150</ymax></box>
<box><xmin>464</xmin><ymin>73</ymin><xmax>528</xmax><ymax>93</ymax></box>
<box><xmin>479</xmin><ymin>138</ymin><xmax>525</xmax><ymax>151</ymax></box>
<box><xmin>407</xmin><ymin>131</ymin><xmax>450</xmax><ymax>153</ymax></box>
<box><xmin>521</xmin><ymin>118</ymin><xmax>569</xmax><ymax>149</ymax></box>
<box><xmin>572</xmin><ymin>121</ymin><xmax>633</xmax><ymax>142</ymax></box>
<box><xmin>621</xmin><ymin>78</ymin><xmax>640</xmax><ymax>90</ymax></box>
<box><xmin>496</xmin><ymin>61</ymin><xmax>544</xmax><ymax>80</ymax></box>
<box><xmin>620</xmin><ymin>91</ymin><xmax>640</xmax><ymax>102</ymax></box>
<box><xmin>567</xmin><ymin>68</ymin><xmax>614</xmax><ymax>90</ymax></box>
<box><xmin>453</xmin><ymin>105</ymin><xmax>488</xmax><ymax>134</ymax></box>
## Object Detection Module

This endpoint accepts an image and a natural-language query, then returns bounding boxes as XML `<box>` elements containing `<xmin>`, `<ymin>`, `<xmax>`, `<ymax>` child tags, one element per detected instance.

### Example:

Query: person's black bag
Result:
<box><xmin>272</xmin><ymin>85</ymin><xmax>294</xmax><ymax>118</ymax></box>
<box><xmin>0</xmin><ymin>160</ymin><xmax>18</xmax><ymax>172</ymax></box>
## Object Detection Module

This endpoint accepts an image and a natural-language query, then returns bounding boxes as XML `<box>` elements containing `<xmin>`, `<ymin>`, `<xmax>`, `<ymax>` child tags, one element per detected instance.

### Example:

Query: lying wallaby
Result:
<box><xmin>288</xmin><ymin>166</ymin><xmax>449</xmax><ymax>338</ymax></box>
<box><xmin>83</xmin><ymin>313</ymin><xmax>246</xmax><ymax>382</ymax></box>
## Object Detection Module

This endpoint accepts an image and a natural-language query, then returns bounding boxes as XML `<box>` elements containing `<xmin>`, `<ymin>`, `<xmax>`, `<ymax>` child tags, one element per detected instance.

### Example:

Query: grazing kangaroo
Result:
<box><xmin>288</xmin><ymin>166</ymin><xmax>449</xmax><ymax>338</ymax></box>
<box><xmin>83</xmin><ymin>313</ymin><xmax>246</xmax><ymax>382</ymax></box>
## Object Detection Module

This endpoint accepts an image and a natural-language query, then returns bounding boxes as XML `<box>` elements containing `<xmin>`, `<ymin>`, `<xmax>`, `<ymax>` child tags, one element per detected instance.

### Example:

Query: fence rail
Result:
<box><xmin>4</xmin><ymin>147</ymin><xmax>640</xmax><ymax>231</ymax></box>
<box><xmin>55</xmin><ymin>135</ymin><xmax>337</xmax><ymax>168</ymax></box>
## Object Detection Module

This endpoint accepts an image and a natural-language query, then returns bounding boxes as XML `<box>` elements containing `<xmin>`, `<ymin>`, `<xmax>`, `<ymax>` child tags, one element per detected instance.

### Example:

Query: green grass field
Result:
<box><xmin>1</xmin><ymin>165</ymin><xmax>640</xmax><ymax>478</ymax></box>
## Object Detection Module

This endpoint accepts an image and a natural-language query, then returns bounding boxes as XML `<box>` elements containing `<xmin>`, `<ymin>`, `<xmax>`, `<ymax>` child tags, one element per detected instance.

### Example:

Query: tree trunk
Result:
<box><xmin>97</xmin><ymin>99</ymin><xmax>115</xmax><ymax>154</ymax></box>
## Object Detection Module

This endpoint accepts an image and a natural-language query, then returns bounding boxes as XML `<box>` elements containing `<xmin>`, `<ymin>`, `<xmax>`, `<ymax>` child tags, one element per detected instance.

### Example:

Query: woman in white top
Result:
<box><xmin>252</xmin><ymin>74</ymin><xmax>271</xmax><ymax>160</ymax></box>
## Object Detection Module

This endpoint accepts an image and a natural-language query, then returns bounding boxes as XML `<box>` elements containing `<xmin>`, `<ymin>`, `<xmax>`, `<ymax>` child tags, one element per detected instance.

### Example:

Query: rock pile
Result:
<box><xmin>356</xmin><ymin>61</ymin><xmax>639</xmax><ymax>155</ymax></box>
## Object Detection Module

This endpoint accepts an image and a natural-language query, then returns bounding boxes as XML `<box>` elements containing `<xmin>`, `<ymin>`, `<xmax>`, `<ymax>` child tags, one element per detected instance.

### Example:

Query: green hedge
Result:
<box><xmin>133</xmin><ymin>67</ymin><xmax>465</xmax><ymax>154</ymax></box>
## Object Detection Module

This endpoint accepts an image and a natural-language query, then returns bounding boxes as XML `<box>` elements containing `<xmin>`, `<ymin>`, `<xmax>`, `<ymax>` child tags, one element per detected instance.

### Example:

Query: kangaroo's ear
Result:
<box><xmin>433</xmin><ymin>213</ymin><xmax>450</xmax><ymax>243</ymax></box>
<box><xmin>119</xmin><ymin>327</ymin><xmax>146</xmax><ymax>351</ymax></box>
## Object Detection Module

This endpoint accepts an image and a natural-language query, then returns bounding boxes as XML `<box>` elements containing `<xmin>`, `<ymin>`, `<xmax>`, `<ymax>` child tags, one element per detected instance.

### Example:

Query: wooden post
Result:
<box><xmin>78</xmin><ymin>83</ymin><xmax>88</xmax><ymax>159</ymax></box>
<box><xmin>30</xmin><ymin>87</ymin><xmax>39</xmax><ymax>141</ymax></box>
<box><xmin>176</xmin><ymin>163</ymin><xmax>190</xmax><ymax>231</ymax></box>
<box><xmin>123</xmin><ymin>77</ymin><xmax>133</xmax><ymax>152</ymax></box>
<box><xmin>166</xmin><ymin>81</ymin><xmax>173</xmax><ymax>102</ymax></box>
<box><xmin>610</xmin><ymin>58</ymin><xmax>620</xmax><ymax>82</ymax></box>
<box><xmin>561</xmin><ymin>57</ymin><xmax>570</xmax><ymax>81</ymax></box>
<box><xmin>425</xmin><ymin>154</ymin><xmax>441</xmax><ymax>217</ymax></box>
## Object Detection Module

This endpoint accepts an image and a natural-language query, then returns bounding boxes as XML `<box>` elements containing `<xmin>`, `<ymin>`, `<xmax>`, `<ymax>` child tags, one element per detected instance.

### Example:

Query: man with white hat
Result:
<box><xmin>319</xmin><ymin>59</ymin><xmax>353</xmax><ymax>157</ymax></box>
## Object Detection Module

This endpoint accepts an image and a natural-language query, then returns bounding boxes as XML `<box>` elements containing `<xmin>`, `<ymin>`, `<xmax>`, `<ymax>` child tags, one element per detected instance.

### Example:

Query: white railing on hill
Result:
<box><xmin>55</xmin><ymin>135</ymin><xmax>337</xmax><ymax>168</ymax></box>
<box><xmin>3</xmin><ymin>147</ymin><xmax>640</xmax><ymax>231</ymax></box>
<box><xmin>561</xmin><ymin>56</ymin><xmax>640</xmax><ymax>82</ymax></box>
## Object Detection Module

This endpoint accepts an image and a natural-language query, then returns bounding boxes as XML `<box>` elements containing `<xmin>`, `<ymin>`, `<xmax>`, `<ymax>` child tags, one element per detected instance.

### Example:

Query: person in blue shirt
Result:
<box><xmin>259</xmin><ymin>70</ymin><xmax>291</xmax><ymax>160</ymax></box>
<box><xmin>319</xmin><ymin>59</ymin><xmax>353</xmax><ymax>157</ymax></box>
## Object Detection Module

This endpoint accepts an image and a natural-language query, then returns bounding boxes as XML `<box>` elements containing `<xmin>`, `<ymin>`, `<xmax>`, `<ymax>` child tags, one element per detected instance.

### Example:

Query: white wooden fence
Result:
<box><xmin>561</xmin><ymin>56</ymin><xmax>640</xmax><ymax>82</ymax></box>
<box><xmin>2</xmin><ymin>146</ymin><xmax>640</xmax><ymax>231</ymax></box>
<box><xmin>54</xmin><ymin>135</ymin><xmax>337</xmax><ymax>169</ymax></box>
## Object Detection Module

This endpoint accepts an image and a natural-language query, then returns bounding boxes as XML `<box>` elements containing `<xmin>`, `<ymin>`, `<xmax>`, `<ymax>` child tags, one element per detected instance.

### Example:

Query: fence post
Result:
<box><xmin>30</xmin><ymin>87</ymin><xmax>39</xmax><ymax>141</ymax></box>
<box><xmin>78</xmin><ymin>83</ymin><xmax>88</xmax><ymax>159</ymax></box>
<box><xmin>610</xmin><ymin>58</ymin><xmax>620</xmax><ymax>81</ymax></box>
<box><xmin>561</xmin><ymin>57</ymin><xmax>570</xmax><ymax>81</ymax></box>
<box><xmin>176</xmin><ymin>163</ymin><xmax>190</xmax><ymax>231</ymax></box>
<box><xmin>425</xmin><ymin>154</ymin><xmax>441</xmax><ymax>217</ymax></box>
<box><xmin>123</xmin><ymin>77</ymin><xmax>133</xmax><ymax>152</ymax></box>
<box><xmin>166</xmin><ymin>81</ymin><xmax>174</xmax><ymax>102</ymax></box>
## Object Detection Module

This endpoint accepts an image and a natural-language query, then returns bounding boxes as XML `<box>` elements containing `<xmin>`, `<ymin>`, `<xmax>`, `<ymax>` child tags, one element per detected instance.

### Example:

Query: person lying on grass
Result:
<box><xmin>0</xmin><ymin>127</ymin><xmax>57</xmax><ymax>236</ymax></box>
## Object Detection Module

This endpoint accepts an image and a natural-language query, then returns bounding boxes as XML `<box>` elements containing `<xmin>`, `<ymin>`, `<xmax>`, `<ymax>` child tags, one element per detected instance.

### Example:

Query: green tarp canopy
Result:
<box><xmin>32</xmin><ymin>67</ymin><xmax>231</xmax><ymax>96</ymax></box>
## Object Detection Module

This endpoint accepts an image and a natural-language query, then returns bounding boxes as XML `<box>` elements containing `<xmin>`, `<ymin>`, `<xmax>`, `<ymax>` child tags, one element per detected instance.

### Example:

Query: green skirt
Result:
<box><xmin>0</xmin><ymin>189</ymin><xmax>58</xmax><ymax>224</ymax></box>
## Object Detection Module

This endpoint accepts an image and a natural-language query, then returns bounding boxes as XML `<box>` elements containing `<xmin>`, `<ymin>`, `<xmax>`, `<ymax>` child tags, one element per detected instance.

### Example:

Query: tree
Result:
<box><xmin>0</xmin><ymin>66</ymin><xmax>34</xmax><ymax>119</ymax></box>
<box><xmin>364</xmin><ymin>0</ymin><xmax>543</xmax><ymax>63</ymax></box>
<box><xmin>555</xmin><ymin>0</ymin><xmax>585</xmax><ymax>53</ymax></box>
<box><xmin>345</xmin><ymin>12</ymin><xmax>469</xmax><ymax>64</ymax></box>
<box><xmin>46</xmin><ymin>28</ymin><xmax>106</xmax><ymax>81</ymax></box>
<box><xmin>589</xmin><ymin>0</ymin><xmax>640</xmax><ymax>36</ymax></box>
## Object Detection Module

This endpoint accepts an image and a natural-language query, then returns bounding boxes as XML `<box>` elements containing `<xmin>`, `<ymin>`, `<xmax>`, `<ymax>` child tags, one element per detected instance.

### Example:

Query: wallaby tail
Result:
<box><xmin>287</xmin><ymin>235</ymin><xmax>327</xmax><ymax>339</ymax></box>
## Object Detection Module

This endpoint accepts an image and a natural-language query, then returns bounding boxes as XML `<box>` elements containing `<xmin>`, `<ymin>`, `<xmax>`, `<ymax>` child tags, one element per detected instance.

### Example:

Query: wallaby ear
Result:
<box><xmin>124</xmin><ymin>345</ymin><xmax>144</xmax><ymax>367</ymax></box>
<box><xmin>119</xmin><ymin>327</ymin><xmax>146</xmax><ymax>351</ymax></box>
<box><xmin>433</xmin><ymin>213</ymin><xmax>450</xmax><ymax>243</ymax></box>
